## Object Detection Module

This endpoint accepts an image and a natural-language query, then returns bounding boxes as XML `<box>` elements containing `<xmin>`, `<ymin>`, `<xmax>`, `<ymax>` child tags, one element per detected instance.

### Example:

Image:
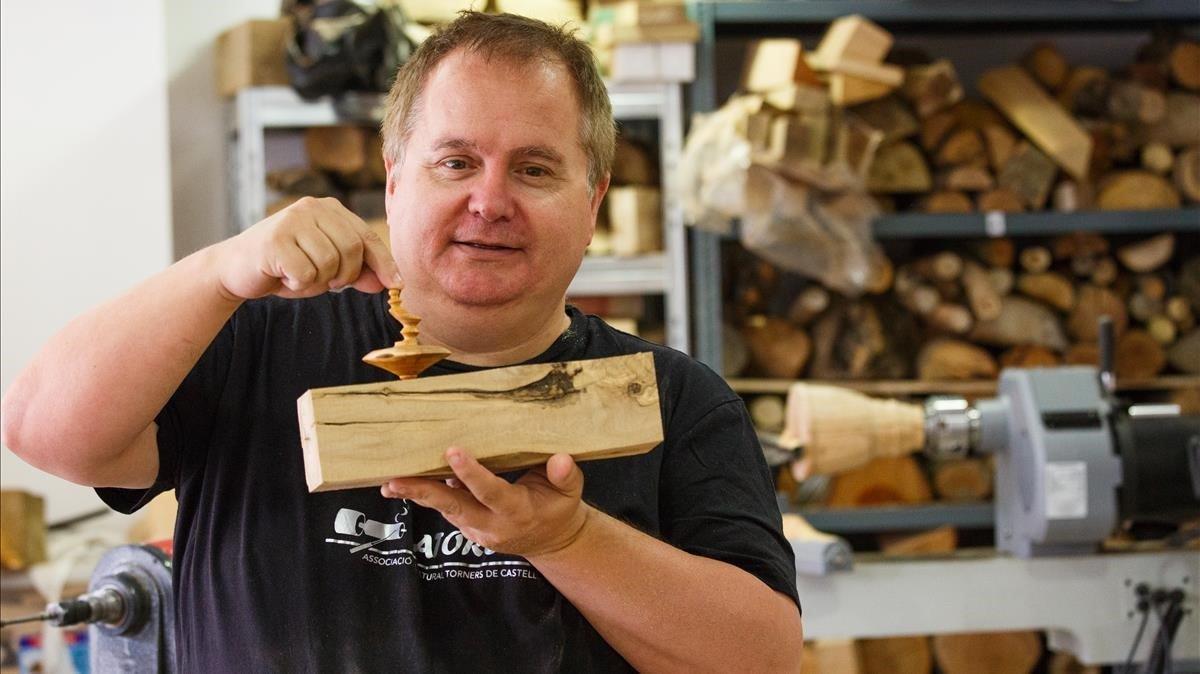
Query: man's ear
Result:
<box><xmin>590</xmin><ymin>173</ymin><xmax>611</xmax><ymax>219</ymax></box>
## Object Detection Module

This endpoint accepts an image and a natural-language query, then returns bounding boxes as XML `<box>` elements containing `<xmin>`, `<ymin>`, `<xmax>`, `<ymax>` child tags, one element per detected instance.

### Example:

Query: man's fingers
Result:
<box><xmin>545</xmin><ymin>454</ymin><xmax>584</xmax><ymax>497</ymax></box>
<box><xmin>360</xmin><ymin>226</ymin><xmax>402</xmax><ymax>290</ymax></box>
<box><xmin>446</xmin><ymin>447</ymin><xmax>513</xmax><ymax>511</ymax></box>
<box><xmin>382</xmin><ymin>477</ymin><xmax>486</xmax><ymax>521</ymax></box>
<box><xmin>315</xmin><ymin>220</ymin><xmax>364</xmax><ymax>289</ymax></box>
<box><xmin>272</xmin><ymin>241</ymin><xmax>319</xmax><ymax>293</ymax></box>
<box><xmin>293</xmin><ymin>226</ymin><xmax>341</xmax><ymax>288</ymax></box>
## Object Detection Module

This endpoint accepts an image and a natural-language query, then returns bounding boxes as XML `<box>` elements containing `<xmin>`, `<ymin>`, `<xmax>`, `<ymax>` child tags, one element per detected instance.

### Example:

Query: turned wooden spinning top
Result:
<box><xmin>363</xmin><ymin>288</ymin><xmax>451</xmax><ymax>379</ymax></box>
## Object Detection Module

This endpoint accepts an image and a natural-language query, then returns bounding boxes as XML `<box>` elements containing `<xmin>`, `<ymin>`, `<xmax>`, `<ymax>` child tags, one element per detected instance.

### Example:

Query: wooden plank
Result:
<box><xmin>977</xmin><ymin>66</ymin><xmax>1093</xmax><ymax>180</ymax></box>
<box><xmin>297</xmin><ymin>353</ymin><xmax>662</xmax><ymax>491</ymax></box>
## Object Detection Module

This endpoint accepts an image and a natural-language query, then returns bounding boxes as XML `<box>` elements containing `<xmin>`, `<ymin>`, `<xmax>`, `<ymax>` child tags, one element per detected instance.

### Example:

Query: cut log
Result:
<box><xmin>938</xmin><ymin>165</ymin><xmax>994</xmax><ymax>192</ymax></box>
<box><xmin>612</xmin><ymin>137</ymin><xmax>659</xmax><ymax>186</ymax></box>
<box><xmin>1069</xmin><ymin>285</ymin><xmax>1130</xmax><ymax>341</ymax></box>
<box><xmin>1019</xmin><ymin>246</ymin><xmax>1052</xmax><ymax>274</ymax></box>
<box><xmin>978</xmin><ymin>66</ymin><xmax>1092</xmax><ymax>180</ymax></box>
<box><xmin>867</xmin><ymin>141</ymin><xmax>933</xmax><ymax>193</ymax></box>
<box><xmin>1137</xmin><ymin>274</ymin><xmax>1167</xmax><ymax>301</ymax></box>
<box><xmin>935</xmin><ymin>129</ymin><xmax>985</xmax><ymax>167</ymax></box>
<box><xmin>1143</xmin><ymin>93</ymin><xmax>1200</xmax><ymax>147</ymax></box>
<box><xmin>1017</xmin><ymin>272</ymin><xmax>1077</xmax><ymax>311</ymax></box>
<box><xmin>857</xmin><ymin>637</ymin><xmax>932</xmax><ymax>674</ymax></box>
<box><xmin>788</xmin><ymin>285</ymin><xmax>831</xmax><ymax>325</ymax></box>
<box><xmin>917</xmin><ymin>338</ymin><xmax>999</xmax><ymax>380</ymax></box>
<box><xmin>1147</xmin><ymin>314</ymin><xmax>1178</xmax><ymax>345</ymax></box>
<box><xmin>305</xmin><ymin>125</ymin><xmax>371</xmax><ymax>175</ymax></box>
<box><xmin>1129</xmin><ymin>292</ymin><xmax>1163</xmax><ymax>323</ymax></box>
<box><xmin>1052</xmin><ymin>180</ymin><xmax>1093</xmax><ymax>213</ymax></box>
<box><xmin>826</xmin><ymin>456</ymin><xmax>933</xmax><ymax>506</ymax></box>
<box><xmin>927</xmin><ymin>303</ymin><xmax>974</xmax><ymax>334</ymax></box>
<box><xmin>1182</xmin><ymin>257</ymin><xmax>1200</xmax><ymax>311</ymax></box>
<box><xmin>913</xmin><ymin>252</ymin><xmax>964</xmax><ymax>282</ymax></box>
<box><xmin>808</xmin><ymin>305</ymin><xmax>846</xmax><ymax>380</ymax></box>
<box><xmin>840</xmin><ymin>301</ymin><xmax>888</xmax><ymax>378</ymax></box>
<box><xmin>974</xmin><ymin>238</ymin><xmax>1015</xmax><ymax>269</ymax></box>
<box><xmin>971</xmin><ymin>296</ymin><xmax>1069</xmax><ymax>351</ymax></box>
<box><xmin>865</xmin><ymin>248</ymin><xmax>896</xmax><ymax>294</ymax></box>
<box><xmin>1097</xmin><ymin>170</ymin><xmax>1182</xmax><ymax>211</ymax></box>
<box><xmin>1117</xmin><ymin>233</ymin><xmax>1176</xmax><ymax>273</ymax></box>
<box><xmin>829</xmin><ymin>74</ymin><xmax>897</xmax><ymax>106</ymax></box>
<box><xmin>880</xmin><ymin>526</ymin><xmax>959</xmax><ymax>559</ymax></box>
<box><xmin>1064</xmin><ymin>342</ymin><xmax>1100</xmax><ymax>366</ymax></box>
<box><xmin>897</xmin><ymin>282</ymin><xmax>941</xmax><ymax>315</ymax></box>
<box><xmin>932</xmin><ymin>631</ymin><xmax>1042</xmax><ymax>674</ymax></box>
<box><xmin>608</xmin><ymin>186</ymin><xmax>663</xmax><ymax>256</ymax></box>
<box><xmin>1000</xmin><ymin>344</ymin><xmax>1061</xmax><ymax>369</ymax></box>
<box><xmin>851</xmin><ymin>96</ymin><xmax>919</xmax><ymax>144</ymax></box>
<box><xmin>742</xmin><ymin>39</ymin><xmax>822</xmax><ymax>92</ymax></box>
<box><xmin>932</xmin><ymin>458</ymin><xmax>993</xmax><ymax>501</ymax></box>
<box><xmin>1021</xmin><ymin>42</ymin><xmax>1069</xmax><ymax>91</ymax></box>
<box><xmin>962</xmin><ymin>261</ymin><xmax>1004</xmax><ymax>321</ymax></box>
<box><xmin>1108</xmin><ymin>80</ymin><xmax>1167</xmax><ymax>125</ymax></box>
<box><xmin>1053</xmin><ymin>231</ymin><xmax>1109</xmax><ymax>261</ymax></box>
<box><xmin>989</xmin><ymin>268</ymin><xmax>1016</xmax><ymax>296</ymax></box>
<box><xmin>0</xmin><ymin>490</ymin><xmax>46</xmax><ymax>571</ymax></box>
<box><xmin>1058</xmin><ymin>66</ymin><xmax>1110</xmax><ymax>117</ymax></box>
<box><xmin>919</xmin><ymin>110</ymin><xmax>956</xmax><ymax>152</ymax></box>
<box><xmin>977</xmin><ymin>188</ymin><xmax>1025</xmax><ymax>213</ymax></box>
<box><xmin>1168</xmin><ymin>329</ymin><xmax>1200</xmax><ymax>374</ymax></box>
<box><xmin>297</xmin><ymin>353</ymin><xmax>662</xmax><ymax>491</ymax></box>
<box><xmin>1141</xmin><ymin>142</ymin><xmax>1175</xmax><ymax>175</ymax></box>
<box><xmin>811</xmin><ymin>14</ymin><xmax>895</xmax><ymax>68</ymax></box>
<box><xmin>1170</xmin><ymin>40</ymin><xmax>1200</xmax><ymax>90</ymax></box>
<box><xmin>1167</xmin><ymin>296</ymin><xmax>1196</xmax><ymax>331</ymax></box>
<box><xmin>902</xmin><ymin>59</ymin><xmax>964</xmax><ymax>117</ymax></box>
<box><xmin>749</xmin><ymin>395</ymin><xmax>787</xmax><ymax>432</ymax></box>
<box><xmin>981</xmin><ymin>124</ymin><xmax>1017</xmax><ymax>173</ymax></box>
<box><xmin>1116</xmin><ymin>329</ymin><xmax>1167</xmax><ymax>378</ymax></box>
<box><xmin>1090</xmin><ymin>257</ymin><xmax>1119</xmax><ymax>286</ymax></box>
<box><xmin>266</xmin><ymin>167</ymin><xmax>338</xmax><ymax>197</ymax></box>
<box><xmin>1174</xmin><ymin>146</ymin><xmax>1200</xmax><ymax>203</ymax></box>
<box><xmin>998</xmin><ymin>142</ymin><xmax>1058</xmax><ymax>210</ymax></box>
<box><xmin>920</xmin><ymin>191</ymin><xmax>973</xmax><ymax>213</ymax></box>
<box><xmin>743</xmin><ymin>316</ymin><xmax>812</xmax><ymax>379</ymax></box>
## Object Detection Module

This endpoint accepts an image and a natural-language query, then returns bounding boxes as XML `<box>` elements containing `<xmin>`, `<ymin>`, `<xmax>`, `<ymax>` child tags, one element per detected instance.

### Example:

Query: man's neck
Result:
<box><xmin>405</xmin><ymin>296</ymin><xmax>572</xmax><ymax>368</ymax></box>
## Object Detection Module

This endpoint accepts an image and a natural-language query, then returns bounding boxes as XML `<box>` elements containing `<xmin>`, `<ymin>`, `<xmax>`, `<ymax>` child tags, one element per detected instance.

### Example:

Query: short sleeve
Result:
<box><xmin>659</xmin><ymin>398</ymin><xmax>801</xmax><ymax>612</ymax></box>
<box><xmin>95</xmin><ymin>315</ymin><xmax>238</xmax><ymax>514</ymax></box>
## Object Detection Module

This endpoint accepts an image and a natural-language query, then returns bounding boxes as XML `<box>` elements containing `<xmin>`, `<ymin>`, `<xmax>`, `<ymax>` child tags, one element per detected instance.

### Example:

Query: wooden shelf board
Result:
<box><xmin>729</xmin><ymin>375</ymin><xmax>1200</xmax><ymax>397</ymax></box>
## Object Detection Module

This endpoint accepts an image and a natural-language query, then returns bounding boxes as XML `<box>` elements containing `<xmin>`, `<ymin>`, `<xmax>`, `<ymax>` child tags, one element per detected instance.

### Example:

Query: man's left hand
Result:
<box><xmin>381</xmin><ymin>448</ymin><xmax>591</xmax><ymax>558</ymax></box>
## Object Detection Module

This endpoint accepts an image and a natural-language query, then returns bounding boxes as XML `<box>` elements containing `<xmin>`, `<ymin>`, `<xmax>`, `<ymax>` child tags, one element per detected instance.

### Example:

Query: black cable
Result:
<box><xmin>1123</xmin><ymin>607</ymin><xmax>1152</xmax><ymax>674</ymax></box>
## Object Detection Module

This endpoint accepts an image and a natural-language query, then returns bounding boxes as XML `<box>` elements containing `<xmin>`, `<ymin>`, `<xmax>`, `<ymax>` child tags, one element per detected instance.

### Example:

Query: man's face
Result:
<box><xmin>385</xmin><ymin>50</ymin><xmax>607</xmax><ymax>313</ymax></box>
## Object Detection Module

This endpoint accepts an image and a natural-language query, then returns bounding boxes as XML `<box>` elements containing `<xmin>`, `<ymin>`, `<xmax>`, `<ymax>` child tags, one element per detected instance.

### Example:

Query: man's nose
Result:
<box><xmin>468</xmin><ymin>166</ymin><xmax>516</xmax><ymax>223</ymax></box>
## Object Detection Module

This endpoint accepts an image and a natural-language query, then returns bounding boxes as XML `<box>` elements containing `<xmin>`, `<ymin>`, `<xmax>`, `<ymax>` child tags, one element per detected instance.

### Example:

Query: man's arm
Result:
<box><xmin>383</xmin><ymin>449</ymin><xmax>804</xmax><ymax>672</ymax></box>
<box><xmin>1</xmin><ymin>197</ymin><xmax>400</xmax><ymax>488</ymax></box>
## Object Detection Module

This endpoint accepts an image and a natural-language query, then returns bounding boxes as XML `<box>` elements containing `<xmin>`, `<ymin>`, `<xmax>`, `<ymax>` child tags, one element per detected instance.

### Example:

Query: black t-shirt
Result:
<box><xmin>98</xmin><ymin>291</ymin><xmax>799</xmax><ymax>673</ymax></box>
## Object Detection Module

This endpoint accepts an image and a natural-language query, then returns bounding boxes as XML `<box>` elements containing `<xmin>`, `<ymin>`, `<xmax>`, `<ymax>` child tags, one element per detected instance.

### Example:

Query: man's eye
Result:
<box><xmin>521</xmin><ymin>166</ymin><xmax>548</xmax><ymax>178</ymax></box>
<box><xmin>442</xmin><ymin>159</ymin><xmax>469</xmax><ymax>170</ymax></box>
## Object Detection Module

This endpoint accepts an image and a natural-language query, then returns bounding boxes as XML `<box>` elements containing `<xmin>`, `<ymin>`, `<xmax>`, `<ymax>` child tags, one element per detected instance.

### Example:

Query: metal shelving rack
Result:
<box><xmin>227</xmin><ymin>82</ymin><xmax>691</xmax><ymax>353</ymax></box>
<box><xmin>685</xmin><ymin>0</ymin><xmax>1200</xmax><ymax>372</ymax></box>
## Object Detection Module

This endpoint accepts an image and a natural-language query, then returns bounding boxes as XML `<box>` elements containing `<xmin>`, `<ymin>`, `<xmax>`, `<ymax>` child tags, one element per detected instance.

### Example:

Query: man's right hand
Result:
<box><xmin>215</xmin><ymin>197</ymin><xmax>402</xmax><ymax>301</ymax></box>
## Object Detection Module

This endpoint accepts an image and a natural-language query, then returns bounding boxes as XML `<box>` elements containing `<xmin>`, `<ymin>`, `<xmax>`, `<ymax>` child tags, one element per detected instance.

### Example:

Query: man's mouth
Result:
<box><xmin>456</xmin><ymin>240</ymin><xmax>518</xmax><ymax>251</ymax></box>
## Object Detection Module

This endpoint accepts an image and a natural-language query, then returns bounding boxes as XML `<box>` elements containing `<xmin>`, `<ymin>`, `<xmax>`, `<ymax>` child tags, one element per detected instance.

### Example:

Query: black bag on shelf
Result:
<box><xmin>283</xmin><ymin>0</ymin><xmax>414</xmax><ymax>100</ymax></box>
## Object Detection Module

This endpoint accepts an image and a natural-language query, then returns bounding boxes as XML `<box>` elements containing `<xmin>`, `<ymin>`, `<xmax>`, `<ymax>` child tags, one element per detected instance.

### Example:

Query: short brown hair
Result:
<box><xmin>381</xmin><ymin>12</ymin><xmax>615</xmax><ymax>191</ymax></box>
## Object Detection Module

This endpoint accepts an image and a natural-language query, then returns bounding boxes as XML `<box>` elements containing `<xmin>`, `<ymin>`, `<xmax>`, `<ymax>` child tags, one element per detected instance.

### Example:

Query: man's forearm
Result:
<box><xmin>527</xmin><ymin>507</ymin><xmax>803</xmax><ymax>672</ymax></box>
<box><xmin>1</xmin><ymin>244</ymin><xmax>241</xmax><ymax>484</ymax></box>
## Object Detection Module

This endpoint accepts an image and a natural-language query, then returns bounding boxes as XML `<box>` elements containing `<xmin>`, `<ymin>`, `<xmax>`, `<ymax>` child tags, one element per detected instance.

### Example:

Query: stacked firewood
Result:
<box><xmin>266</xmin><ymin>125</ymin><xmax>388</xmax><ymax>227</ymax></box>
<box><xmin>727</xmin><ymin>232</ymin><xmax>1200</xmax><ymax>383</ymax></box>
<box><xmin>863</xmin><ymin>33</ymin><xmax>1200</xmax><ymax>213</ymax></box>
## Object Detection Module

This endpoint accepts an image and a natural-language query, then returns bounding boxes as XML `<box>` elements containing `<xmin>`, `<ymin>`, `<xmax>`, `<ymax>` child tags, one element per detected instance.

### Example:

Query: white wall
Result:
<box><xmin>0</xmin><ymin>1</ymin><xmax>174</xmax><ymax>521</ymax></box>
<box><xmin>165</xmin><ymin>0</ymin><xmax>280</xmax><ymax>259</ymax></box>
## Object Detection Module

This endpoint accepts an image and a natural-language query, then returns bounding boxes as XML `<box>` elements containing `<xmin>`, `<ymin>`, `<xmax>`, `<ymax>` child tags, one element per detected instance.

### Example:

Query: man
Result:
<box><xmin>2</xmin><ymin>12</ymin><xmax>802</xmax><ymax>672</ymax></box>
